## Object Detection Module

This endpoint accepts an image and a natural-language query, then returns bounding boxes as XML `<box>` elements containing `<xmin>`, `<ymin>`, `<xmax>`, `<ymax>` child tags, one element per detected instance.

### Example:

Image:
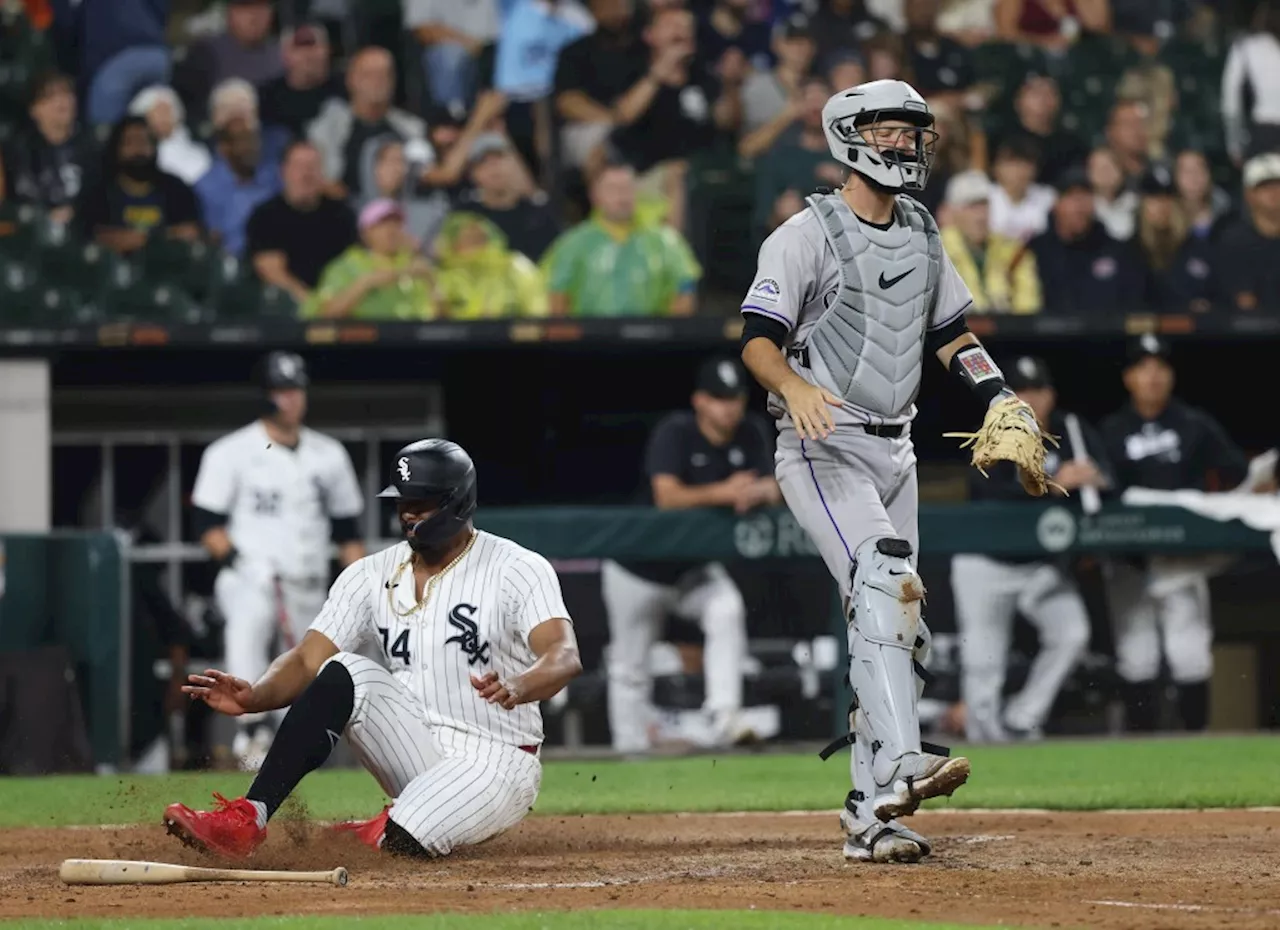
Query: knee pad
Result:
<box><xmin>849</xmin><ymin>537</ymin><xmax>925</xmax><ymax>645</ymax></box>
<box><xmin>383</xmin><ymin>818</ymin><xmax>433</xmax><ymax>859</ymax></box>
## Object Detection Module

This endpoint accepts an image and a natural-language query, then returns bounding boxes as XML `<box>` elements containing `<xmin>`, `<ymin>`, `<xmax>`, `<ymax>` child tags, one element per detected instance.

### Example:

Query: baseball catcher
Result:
<box><xmin>739</xmin><ymin>78</ymin><xmax>1056</xmax><ymax>864</ymax></box>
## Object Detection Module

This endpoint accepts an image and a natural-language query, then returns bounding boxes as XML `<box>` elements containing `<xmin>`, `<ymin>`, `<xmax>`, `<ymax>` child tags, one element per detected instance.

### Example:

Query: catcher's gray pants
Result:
<box><xmin>774</xmin><ymin>424</ymin><xmax>919</xmax><ymax>605</ymax></box>
<box><xmin>951</xmin><ymin>554</ymin><xmax>1090</xmax><ymax>740</ymax></box>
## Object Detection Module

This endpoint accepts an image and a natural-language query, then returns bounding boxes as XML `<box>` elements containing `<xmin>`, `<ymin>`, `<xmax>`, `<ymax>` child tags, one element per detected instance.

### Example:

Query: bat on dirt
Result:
<box><xmin>59</xmin><ymin>859</ymin><xmax>348</xmax><ymax>886</ymax></box>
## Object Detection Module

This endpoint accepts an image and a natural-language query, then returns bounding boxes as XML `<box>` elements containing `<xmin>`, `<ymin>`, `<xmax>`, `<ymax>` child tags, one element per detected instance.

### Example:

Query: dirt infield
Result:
<box><xmin>2</xmin><ymin>809</ymin><xmax>1278</xmax><ymax>928</ymax></box>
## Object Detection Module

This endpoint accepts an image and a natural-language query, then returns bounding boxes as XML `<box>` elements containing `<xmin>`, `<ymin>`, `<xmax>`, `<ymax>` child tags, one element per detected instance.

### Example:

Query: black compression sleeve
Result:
<box><xmin>330</xmin><ymin>516</ymin><xmax>360</xmax><ymax>544</ymax></box>
<box><xmin>925</xmin><ymin>314</ymin><xmax>968</xmax><ymax>354</ymax></box>
<box><xmin>192</xmin><ymin>507</ymin><xmax>228</xmax><ymax>536</ymax></box>
<box><xmin>741</xmin><ymin>313</ymin><xmax>789</xmax><ymax>349</ymax></box>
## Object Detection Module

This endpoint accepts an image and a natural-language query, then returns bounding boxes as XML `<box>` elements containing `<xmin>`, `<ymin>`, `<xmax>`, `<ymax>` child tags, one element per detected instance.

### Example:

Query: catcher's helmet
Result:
<box><xmin>378</xmin><ymin>439</ymin><xmax>478</xmax><ymax>548</ymax></box>
<box><xmin>821</xmin><ymin>79</ymin><xmax>937</xmax><ymax>192</ymax></box>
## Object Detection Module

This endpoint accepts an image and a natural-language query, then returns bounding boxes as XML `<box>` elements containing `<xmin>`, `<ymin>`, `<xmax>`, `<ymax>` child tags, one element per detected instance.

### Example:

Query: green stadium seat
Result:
<box><xmin>97</xmin><ymin>279</ymin><xmax>204</xmax><ymax>325</ymax></box>
<box><xmin>0</xmin><ymin>259</ymin><xmax>87</xmax><ymax>326</ymax></box>
<box><xmin>139</xmin><ymin>236</ymin><xmax>219</xmax><ymax>302</ymax></box>
<box><xmin>0</xmin><ymin>59</ymin><xmax>31</xmax><ymax>124</ymax></box>
<box><xmin>0</xmin><ymin>203</ymin><xmax>43</xmax><ymax>260</ymax></box>
<box><xmin>34</xmin><ymin>237</ymin><xmax>123</xmax><ymax>302</ymax></box>
<box><xmin>207</xmin><ymin>254</ymin><xmax>299</xmax><ymax>321</ymax></box>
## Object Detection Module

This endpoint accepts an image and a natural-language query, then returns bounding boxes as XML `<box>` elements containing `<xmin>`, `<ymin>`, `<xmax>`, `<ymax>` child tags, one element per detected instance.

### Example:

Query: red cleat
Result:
<box><xmin>163</xmin><ymin>793</ymin><xmax>265</xmax><ymax>859</ymax></box>
<box><xmin>331</xmin><ymin>805</ymin><xmax>391</xmax><ymax>850</ymax></box>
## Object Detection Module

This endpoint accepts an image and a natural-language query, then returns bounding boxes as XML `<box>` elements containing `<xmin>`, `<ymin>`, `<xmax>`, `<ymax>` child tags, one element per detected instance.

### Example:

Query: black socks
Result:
<box><xmin>1176</xmin><ymin>681</ymin><xmax>1210</xmax><ymax>731</ymax></box>
<box><xmin>247</xmin><ymin>660</ymin><xmax>355</xmax><ymax>820</ymax></box>
<box><xmin>1121</xmin><ymin>680</ymin><xmax>1162</xmax><ymax>732</ymax></box>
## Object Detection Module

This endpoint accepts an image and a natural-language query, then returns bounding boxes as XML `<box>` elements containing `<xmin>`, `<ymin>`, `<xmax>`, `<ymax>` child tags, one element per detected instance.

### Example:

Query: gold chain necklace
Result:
<box><xmin>386</xmin><ymin>531</ymin><xmax>477</xmax><ymax>618</ymax></box>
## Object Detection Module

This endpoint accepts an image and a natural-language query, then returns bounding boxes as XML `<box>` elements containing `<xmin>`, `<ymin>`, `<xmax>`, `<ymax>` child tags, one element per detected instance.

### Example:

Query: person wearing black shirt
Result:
<box><xmin>951</xmin><ymin>357</ymin><xmax>1109</xmax><ymax>743</ymax></box>
<box><xmin>602</xmin><ymin>7</ymin><xmax>727</xmax><ymax>175</ymax></box>
<box><xmin>553</xmin><ymin>0</ymin><xmax>647</xmax><ymax>168</ymax></box>
<box><xmin>3</xmin><ymin>72</ymin><xmax>97</xmax><ymax>223</ymax></box>
<box><xmin>257</xmin><ymin>23</ymin><xmax>344</xmax><ymax>138</ymax></box>
<box><xmin>78</xmin><ymin>116</ymin><xmax>202</xmax><ymax>255</ymax></box>
<box><xmin>991</xmin><ymin>74</ymin><xmax>1088</xmax><ymax>188</ymax></box>
<box><xmin>600</xmin><ymin>356</ymin><xmax>780</xmax><ymax>754</ymax></box>
<box><xmin>453</xmin><ymin>134</ymin><xmax>561</xmax><ymax>260</ymax></box>
<box><xmin>1099</xmin><ymin>335</ymin><xmax>1249</xmax><ymax>733</ymax></box>
<box><xmin>246</xmin><ymin>141</ymin><xmax>358</xmax><ymax>303</ymax></box>
<box><xmin>1214</xmin><ymin>153</ymin><xmax>1280</xmax><ymax>312</ymax></box>
<box><xmin>1029</xmin><ymin>167</ymin><xmax>1145</xmax><ymax>316</ymax></box>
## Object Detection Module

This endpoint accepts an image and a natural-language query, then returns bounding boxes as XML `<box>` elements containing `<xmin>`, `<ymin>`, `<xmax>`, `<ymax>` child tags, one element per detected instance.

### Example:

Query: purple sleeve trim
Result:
<box><xmin>741</xmin><ymin>305</ymin><xmax>794</xmax><ymax>328</ymax></box>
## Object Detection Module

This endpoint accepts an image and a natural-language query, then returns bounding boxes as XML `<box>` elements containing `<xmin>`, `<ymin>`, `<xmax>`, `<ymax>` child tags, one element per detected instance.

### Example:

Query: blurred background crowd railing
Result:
<box><xmin>0</xmin><ymin>0</ymin><xmax>1278</xmax><ymax>324</ymax></box>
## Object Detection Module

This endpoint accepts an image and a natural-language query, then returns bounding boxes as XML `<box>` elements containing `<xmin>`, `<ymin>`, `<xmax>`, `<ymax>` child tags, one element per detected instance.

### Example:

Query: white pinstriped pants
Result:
<box><xmin>325</xmin><ymin>653</ymin><xmax>542</xmax><ymax>856</ymax></box>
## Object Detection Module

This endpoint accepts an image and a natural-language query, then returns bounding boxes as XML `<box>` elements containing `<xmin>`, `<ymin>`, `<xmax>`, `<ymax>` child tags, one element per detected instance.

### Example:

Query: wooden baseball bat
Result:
<box><xmin>59</xmin><ymin>859</ymin><xmax>348</xmax><ymax>886</ymax></box>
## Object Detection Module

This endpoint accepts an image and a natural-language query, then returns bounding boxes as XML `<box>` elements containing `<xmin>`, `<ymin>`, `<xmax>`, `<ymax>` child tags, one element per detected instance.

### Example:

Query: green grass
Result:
<box><xmin>1</xmin><ymin>914</ymin><xmax>1026</xmax><ymax>930</ymax></box>
<box><xmin>0</xmin><ymin>735</ymin><xmax>1277</xmax><ymax>829</ymax></box>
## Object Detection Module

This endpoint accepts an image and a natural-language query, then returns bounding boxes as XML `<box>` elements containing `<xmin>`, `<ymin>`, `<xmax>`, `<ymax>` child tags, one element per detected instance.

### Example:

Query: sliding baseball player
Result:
<box><xmin>165</xmin><ymin>439</ymin><xmax>582</xmax><ymax>860</ymax></box>
<box><xmin>739</xmin><ymin>79</ymin><xmax>1054</xmax><ymax>863</ymax></box>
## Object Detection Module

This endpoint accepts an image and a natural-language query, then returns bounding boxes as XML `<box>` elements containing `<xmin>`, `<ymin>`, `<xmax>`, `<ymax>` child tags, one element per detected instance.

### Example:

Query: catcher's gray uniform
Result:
<box><xmin>741</xmin><ymin>189</ymin><xmax>974</xmax><ymax>855</ymax></box>
<box><xmin>741</xmin><ymin>192</ymin><xmax>973</xmax><ymax>595</ymax></box>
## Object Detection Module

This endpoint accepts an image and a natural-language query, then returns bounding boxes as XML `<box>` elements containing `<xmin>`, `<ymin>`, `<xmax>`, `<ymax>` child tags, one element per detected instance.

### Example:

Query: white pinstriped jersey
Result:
<box><xmin>309</xmin><ymin>531</ymin><xmax>570</xmax><ymax>748</ymax></box>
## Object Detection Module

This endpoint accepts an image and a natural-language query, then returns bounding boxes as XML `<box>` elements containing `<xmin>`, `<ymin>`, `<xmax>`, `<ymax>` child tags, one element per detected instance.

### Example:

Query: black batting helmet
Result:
<box><xmin>257</xmin><ymin>351</ymin><xmax>309</xmax><ymax>390</ymax></box>
<box><xmin>378</xmin><ymin>439</ymin><xmax>478</xmax><ymax>548</ymax></box>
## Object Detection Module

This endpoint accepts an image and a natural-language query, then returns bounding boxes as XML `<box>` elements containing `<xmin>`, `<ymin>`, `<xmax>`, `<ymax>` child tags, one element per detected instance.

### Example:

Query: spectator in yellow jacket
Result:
<box><xmin>940</xmin><ymin>170</ymin><xmax>1042</xmax><ymax>314</ymax></box>
<box><xmin>434</xmin><ymin>212</ymin><xmax>549</xmax><ymax>319</ymax></box>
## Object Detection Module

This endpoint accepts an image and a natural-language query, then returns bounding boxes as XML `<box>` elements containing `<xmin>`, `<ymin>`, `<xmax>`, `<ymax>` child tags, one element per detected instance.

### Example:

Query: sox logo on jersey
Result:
<box><xmin>446</xmin><ymin>604</ymin><xmax>490</xmax><ymax>665</ymax></box>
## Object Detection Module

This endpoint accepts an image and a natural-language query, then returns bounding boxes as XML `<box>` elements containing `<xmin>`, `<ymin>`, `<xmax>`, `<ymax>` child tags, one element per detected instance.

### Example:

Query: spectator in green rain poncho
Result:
<box><xmin>542</xmin><ymin>162</ymin><xmax>702</xmax><ymax>317</ymax></box>
<box><xmin>434</xmin><ymin>212</ymin><xmax>549</xmax><ymax>319</ymax></box>
<box><xmin>304</xmin><ymin>198</ymin><xmax>437</xmax><ymax>319</ymax></box>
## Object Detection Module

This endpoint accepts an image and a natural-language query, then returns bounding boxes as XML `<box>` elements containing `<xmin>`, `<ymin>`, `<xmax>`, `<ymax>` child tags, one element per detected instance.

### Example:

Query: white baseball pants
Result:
<box><xmin>951</xmin><ymin>554</ymin><xmax>1091</xmax><ymax>740</ymax></box>
<box><xmin>327</xmin><ymin>652</ymin><xmax>541</xmax><ymax>856</ymax></box>
<box><xmin>216</xmin><ymin>563</ymin><xmax>327</xmax><ymax>725</ymax></box>
<box><xmin>600</xmin><ymin>559</ymin><xmax>747</xmax><ymax>754</ymax></box>
<box><xmin>1106</xmin><ymin>561</ymin><xmax>1212</xmax><ymax>684</ymax></box>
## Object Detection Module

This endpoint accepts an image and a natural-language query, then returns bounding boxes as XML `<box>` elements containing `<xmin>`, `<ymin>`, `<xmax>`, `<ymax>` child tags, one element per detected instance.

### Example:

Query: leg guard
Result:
<box><xmin>847</xmin><ymin>537</ymin><xmax>927</xmax><ymax>772</ymax></box>
<box><xmin>847</xmin><ymin>537</ymin><xmax>969</xmax><ymax>822</ymax></box>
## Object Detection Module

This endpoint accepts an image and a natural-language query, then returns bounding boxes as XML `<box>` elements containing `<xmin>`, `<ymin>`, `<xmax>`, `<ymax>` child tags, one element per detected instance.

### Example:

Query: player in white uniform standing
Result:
<box><xmin>164</xmin><ymin>439</ymin><xmax>582</xmax><ymax>860</ymax></box>
<box><xmin>190</xmin><ymin>352</ymin><xmax>365</xmax><ymax>770</ymax></box>
<box><xmin>739</xmin><ymin>80</ymin><xmax>1047</xmax><ymax>863</ymax></box>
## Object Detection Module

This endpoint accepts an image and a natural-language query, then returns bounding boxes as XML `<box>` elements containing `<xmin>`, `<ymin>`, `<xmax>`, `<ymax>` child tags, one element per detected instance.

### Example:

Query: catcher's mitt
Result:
<box><xmin>944</xmin><ymin>396</ymin><xmax>1063</xmax><ymax>497</ymax></box>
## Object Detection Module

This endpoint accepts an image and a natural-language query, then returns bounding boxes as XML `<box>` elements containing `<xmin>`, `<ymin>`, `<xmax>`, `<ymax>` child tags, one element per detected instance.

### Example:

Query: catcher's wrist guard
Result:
<box><xmin>949</xmin><ymin>344</ymin><xmax>1009</xmax><ymax>407</ymax></box>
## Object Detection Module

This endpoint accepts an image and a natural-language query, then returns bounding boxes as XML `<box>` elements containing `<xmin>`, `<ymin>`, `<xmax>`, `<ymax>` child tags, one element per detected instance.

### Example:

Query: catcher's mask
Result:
<box><xmin>822</xmin><ymin>79</ymin><xmax>938</xmax><ymax>192</ymax></box>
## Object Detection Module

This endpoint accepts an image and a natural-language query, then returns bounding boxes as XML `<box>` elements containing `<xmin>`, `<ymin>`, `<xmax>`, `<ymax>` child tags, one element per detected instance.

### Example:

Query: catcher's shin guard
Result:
<box><xmin>842</xmin><ymin>538</ymin><xmax>969</xmax><ymax>821</ymax></box>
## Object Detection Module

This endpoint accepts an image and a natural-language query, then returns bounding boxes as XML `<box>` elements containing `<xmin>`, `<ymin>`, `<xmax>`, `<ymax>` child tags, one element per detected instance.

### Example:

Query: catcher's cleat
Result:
<box><xmin>163</xmin><ymin>793</ymin><xmax>265</xmax><ymax>859</ymax></box>
<box><xmin>331</xmin><ymin>805</ymin><xmax>391</xmax><ymax>850</ymax></box>
<box><xmin>841</xmin><ymin>816</ymin><xmax>925</xmax><ymax>863</ymax></box>
<box><xmin>871</xmin><ymin>755</ymin><xmax>970</xmax><ymax>823</ymax></box>
<box><xmin>842</xmin><ymin>795</ymin><xmax>932</xmax><ymax>858</ymax></box>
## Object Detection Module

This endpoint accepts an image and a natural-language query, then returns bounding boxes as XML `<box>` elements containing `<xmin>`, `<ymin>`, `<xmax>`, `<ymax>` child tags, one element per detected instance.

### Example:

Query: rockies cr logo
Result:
<box><xmin>398</xmin><ymin>456</ymin><xmax>412</xmax><ymax>482</ymax></box>
<box><xmin>445</xmin><ymin>603</ymin><xmax>490</xmax><ymax>665</ymax></box>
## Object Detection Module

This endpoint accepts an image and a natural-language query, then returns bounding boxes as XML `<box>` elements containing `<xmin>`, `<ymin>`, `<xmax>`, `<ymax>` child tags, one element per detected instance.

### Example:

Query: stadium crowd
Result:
<box><xmin>0</xmin><ymin>0</ymin><xmax>1277</xmax><ymax>322</ymax></box>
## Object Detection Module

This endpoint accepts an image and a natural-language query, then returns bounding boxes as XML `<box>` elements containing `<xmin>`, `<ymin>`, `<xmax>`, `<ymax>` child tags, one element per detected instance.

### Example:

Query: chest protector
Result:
<box><xmin>796</xmin><ymin>192</ymin><xmax>942</xmax><ymax>418</ymax></box>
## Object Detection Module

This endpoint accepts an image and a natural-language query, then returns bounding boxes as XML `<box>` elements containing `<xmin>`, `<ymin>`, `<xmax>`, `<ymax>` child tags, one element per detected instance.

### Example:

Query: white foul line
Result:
<box><xmin>1086</xmin><ymin>900</ymin><xmax>1280</xmax><ymax>916</ymax></box>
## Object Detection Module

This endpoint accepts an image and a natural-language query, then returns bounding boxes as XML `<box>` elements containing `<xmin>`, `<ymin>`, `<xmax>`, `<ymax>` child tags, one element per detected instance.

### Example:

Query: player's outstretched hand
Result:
<box><xmin>183</xmin><ymin>669</ymin><xmax>256</xmax><ymax>717</ymax></box>
<box><xmin>471</xmin><ymin>671</ymin><xmax>519</xmax><ymax>710</ymax></box>
<box><xmin>779</xmin><ymin>378</ymin><xmax>841</xmax><ymax>441</ymax></box>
